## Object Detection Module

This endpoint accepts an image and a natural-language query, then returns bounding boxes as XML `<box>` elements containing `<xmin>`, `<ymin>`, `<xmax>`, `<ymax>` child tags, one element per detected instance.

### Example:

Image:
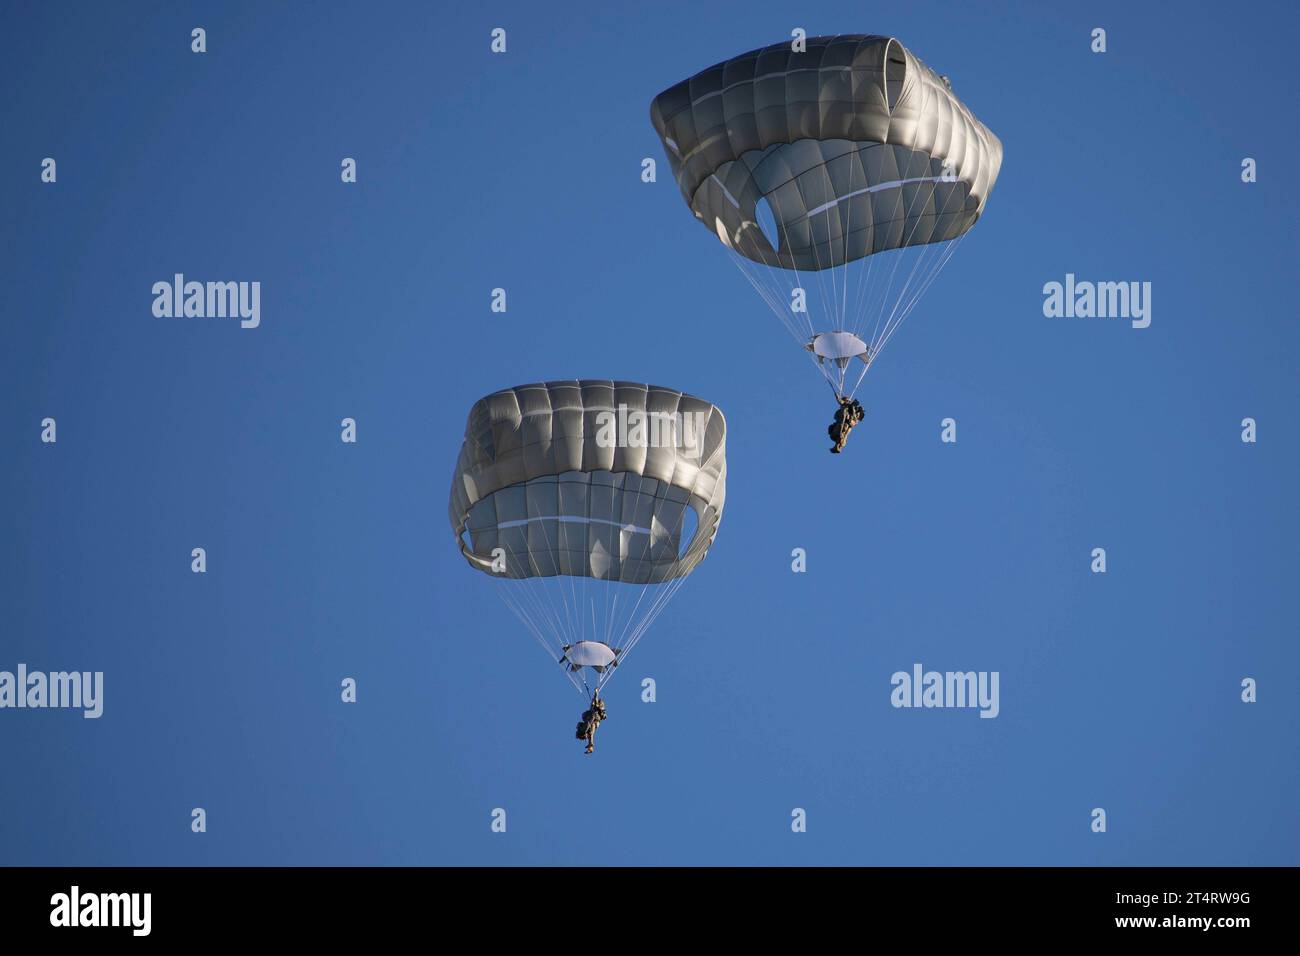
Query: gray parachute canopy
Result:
<box><xmin>450</xmin><ymin>380</ymin><xmax>726</xmax><ymax>583</ymax></box>
<box><xmin>449</xmin><ymin>381</ymin><xmax>727</xmax><ymax>695</ymax></box>
<box><xmin>650</xmin><ymin>35</ymin><xmax>1003</xmax><ymax>272</ymax></box>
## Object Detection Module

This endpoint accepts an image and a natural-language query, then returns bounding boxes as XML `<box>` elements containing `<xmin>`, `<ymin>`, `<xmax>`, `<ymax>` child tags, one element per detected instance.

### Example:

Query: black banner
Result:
<box><xmin>0</xmin><ymin>866</ymin><xmax>1282</xmax><ymax>941</ymax></box>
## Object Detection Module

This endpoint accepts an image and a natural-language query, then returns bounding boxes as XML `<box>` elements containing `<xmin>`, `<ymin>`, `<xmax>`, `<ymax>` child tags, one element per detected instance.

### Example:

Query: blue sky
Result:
<box><xmin>2</xmin><ymin>0</ymin><xmax>1297</xmax><ymax>865</ymax></box>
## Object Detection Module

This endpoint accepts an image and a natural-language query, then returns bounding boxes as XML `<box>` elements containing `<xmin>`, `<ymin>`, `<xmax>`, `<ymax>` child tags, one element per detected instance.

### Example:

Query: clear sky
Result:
<box><xmin>2</xmin><ymin>0</ymin><xmax>1297</xmax><ymax>865</ymax></box>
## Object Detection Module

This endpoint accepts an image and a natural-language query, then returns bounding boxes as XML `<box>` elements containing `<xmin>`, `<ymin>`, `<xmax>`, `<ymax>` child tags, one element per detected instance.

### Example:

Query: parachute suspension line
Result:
<box><xmin>576</xmin><ymin>664</ymin><xmax>594</xmax><ymax>699</ymax></box>
<box><xmin>711</xmin><ymin>149</ymin><xmax>978</xmax><ymax>399</ymax></box>
<box><xmin>514</xmin><ymin>498</ymin><xmax>577</xmax><ymax>651</ymax></box>
<box><xmin>864</xmin><ymin>203</ymin><xmax>968</xmax><ymax>369</ymax></box>
<box><xmin>789</xmin><ymin>180</ymin><xmax>849</xmax><ymax>374</ymax></box>
<box><xmin>725</xmin><ymin>217</ymin><xmax>813</xmax><ymax>347</ymax></box>
<box><xmin>841</xmin><ymin>171</ymin><xmax>974</xmax><ymax>393</ymax></box>
<box><xmin>497</xmin><ymin>584</ymin><xmax>586</xmax><ymax>696</ymax></box>
<box><xmin>601</xmin><ymin>529</ymin><xmax>615</xmax><ymax>651</ymax></box>
<box><xmin>709</xmin><ymin>181</ymin><xmax>790</xmax><ymax>343</ymax></box>
<box><xmin>610</xmin><ymin>528</ymin><xmax>688</xmax><ymax>658</ymax></box>
<box><xmin>492</xmin><ymin>478</ymin><xmax>611</xmax><ymax>697</ymax></box>
<box><xmin>814</xmin><ymin>83</ymin><xmax>957</xmax><ymax>392</ymax></box>
<box><xmin>728</xmin><ymin>216</ymin><xmax>855</xmax><ymax>399</ymax></box>
<box><xmin>724</xmin><ymin>185</ymin><xmax>821</xmax><ymax>351</ymax></box>
<box><xmin>823</xmin><ymin>364</ymin><xmax>848</xmax><ymax>400</ymax></box>
<box><xmin>848</xmin><ymin>149</ymin><xmax>885</xmax><ymax>342</ymax></box>
<box><xmin>601</xmin><ymin>466</ymin><xmax>628</xmax><ymax>652</ymax></box>
<box><xmin>500</xmin><ymin>530</ymin><xmax>567</xmax><ymax>655</ymax></box>
<box><xmin>497</xmin><ymin>587</ymin><xmax>558</xmax><ymax>663</ymax></box>
<box><xmin>859</xmin><ymin>75</ymin><xmax>939</xmax><ymax>352</ymax></box>
<box><xmin>767</xmin><ymin>184</ymin><xmax>823</xmax><ymax>344</ymax></box>
<box><xmin>720</xmin><ymin>131</ymin><xmax>972</xmax><ymax>402</ymax></box>
<box><xmin>488</xmin><ymin>413</ymin><xmax>723</xmax><ymax>697</ymax></box>
<box><xmin>726</xmin><ymin>191</ymin><xmax>864</xmax><ymax>398</ymax></box>
<box><xmin>877</xmin><ymin>230</ymin><xmax>967</xmax><ymax>358</ymax></box>
<box><xmin>599</xmin><ymin>570</ymin><xmax>691</xmax><ymax>693</ymax></box>
<box><xmin>837</xmin><ymin>140</ymin><xmax>865</xmax><ymax>338</ymax></box>
<box><xmin>546</xmin><ymin>512</ymin><xmax>583</xmax><ymax>658</ymax></box>
<box><xmin>882</xmin><ymin>87</ymin><xmax>975</xmax><ymax>354</ymax></box>
<box><xmin>601</xmin><ymin>433</ymin><xmax>726</xmax><ymax>682</ymax></box>
<box><xmin>581</xmin><ymin>449</ymin><xmax>691</xmax><ymax>689</ymax></box>
<box><xmin>852</xmin><ymin>166</ymin><xmax>893</xmax><ymax>349</ymax></box>
<box><xmin>872</xmin><ymin>173</ymin><xmax>964</xmax><ymax>351</ymax></box>
<box><xmin>724</xmin><ymin>248</ymin><xmax>802</xmax><ymax>343</ymax></box>
<box><xmin>848</xmin><ymin>354</ymin><xmax>873</xmax><ymax>397</ymax></box>
<box><xmin>605</xmin><ymin>425</ymin><xmax>725</xmax><ymax>666</ymax></box>
<box><xmin>856</xmin><ymin>71</ymin><xmax>943</xmax><ymax>354</ymax></box>
<box><xmin>828</xmin><ymin>143</ymin><xmax>868</xmax><ymax>402</ymax></box>
<box><xmin>495</xmin><ymin>520</ymin><xmax>589</xmax><ymax>695</ymax></box>
<box><xmin>600</xmin><ymin>581</ymin><xmax>673</xmax><ymax>693</ymax></box>
<box><xmin>596</xmin><ymin>519</ymin><xmax>692</xmax><ymax>692</ymax></box>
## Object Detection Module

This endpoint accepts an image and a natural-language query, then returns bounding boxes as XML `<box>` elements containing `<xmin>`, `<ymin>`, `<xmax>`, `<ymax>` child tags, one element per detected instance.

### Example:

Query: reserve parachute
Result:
<box><xmin>449</xmin><ymin>381</ymin><xmax>726</xmax><ymax>696</ymax></box>
<box><xmin>651</xmin><ymin>35</ymin><xmax>1003</xmax><ymax>400</ymax></box>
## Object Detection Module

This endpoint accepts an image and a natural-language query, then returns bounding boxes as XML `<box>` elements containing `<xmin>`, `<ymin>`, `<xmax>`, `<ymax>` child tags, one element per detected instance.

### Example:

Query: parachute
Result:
<box><xmin>650</xmin><ymin>35</ymin><xmax>1003</xmax><ymax>399</ymax></box>
<box><xmin>449</xmin><ymin>381</ymin><xmax>726</xmax><ymax>696</ymax></box>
